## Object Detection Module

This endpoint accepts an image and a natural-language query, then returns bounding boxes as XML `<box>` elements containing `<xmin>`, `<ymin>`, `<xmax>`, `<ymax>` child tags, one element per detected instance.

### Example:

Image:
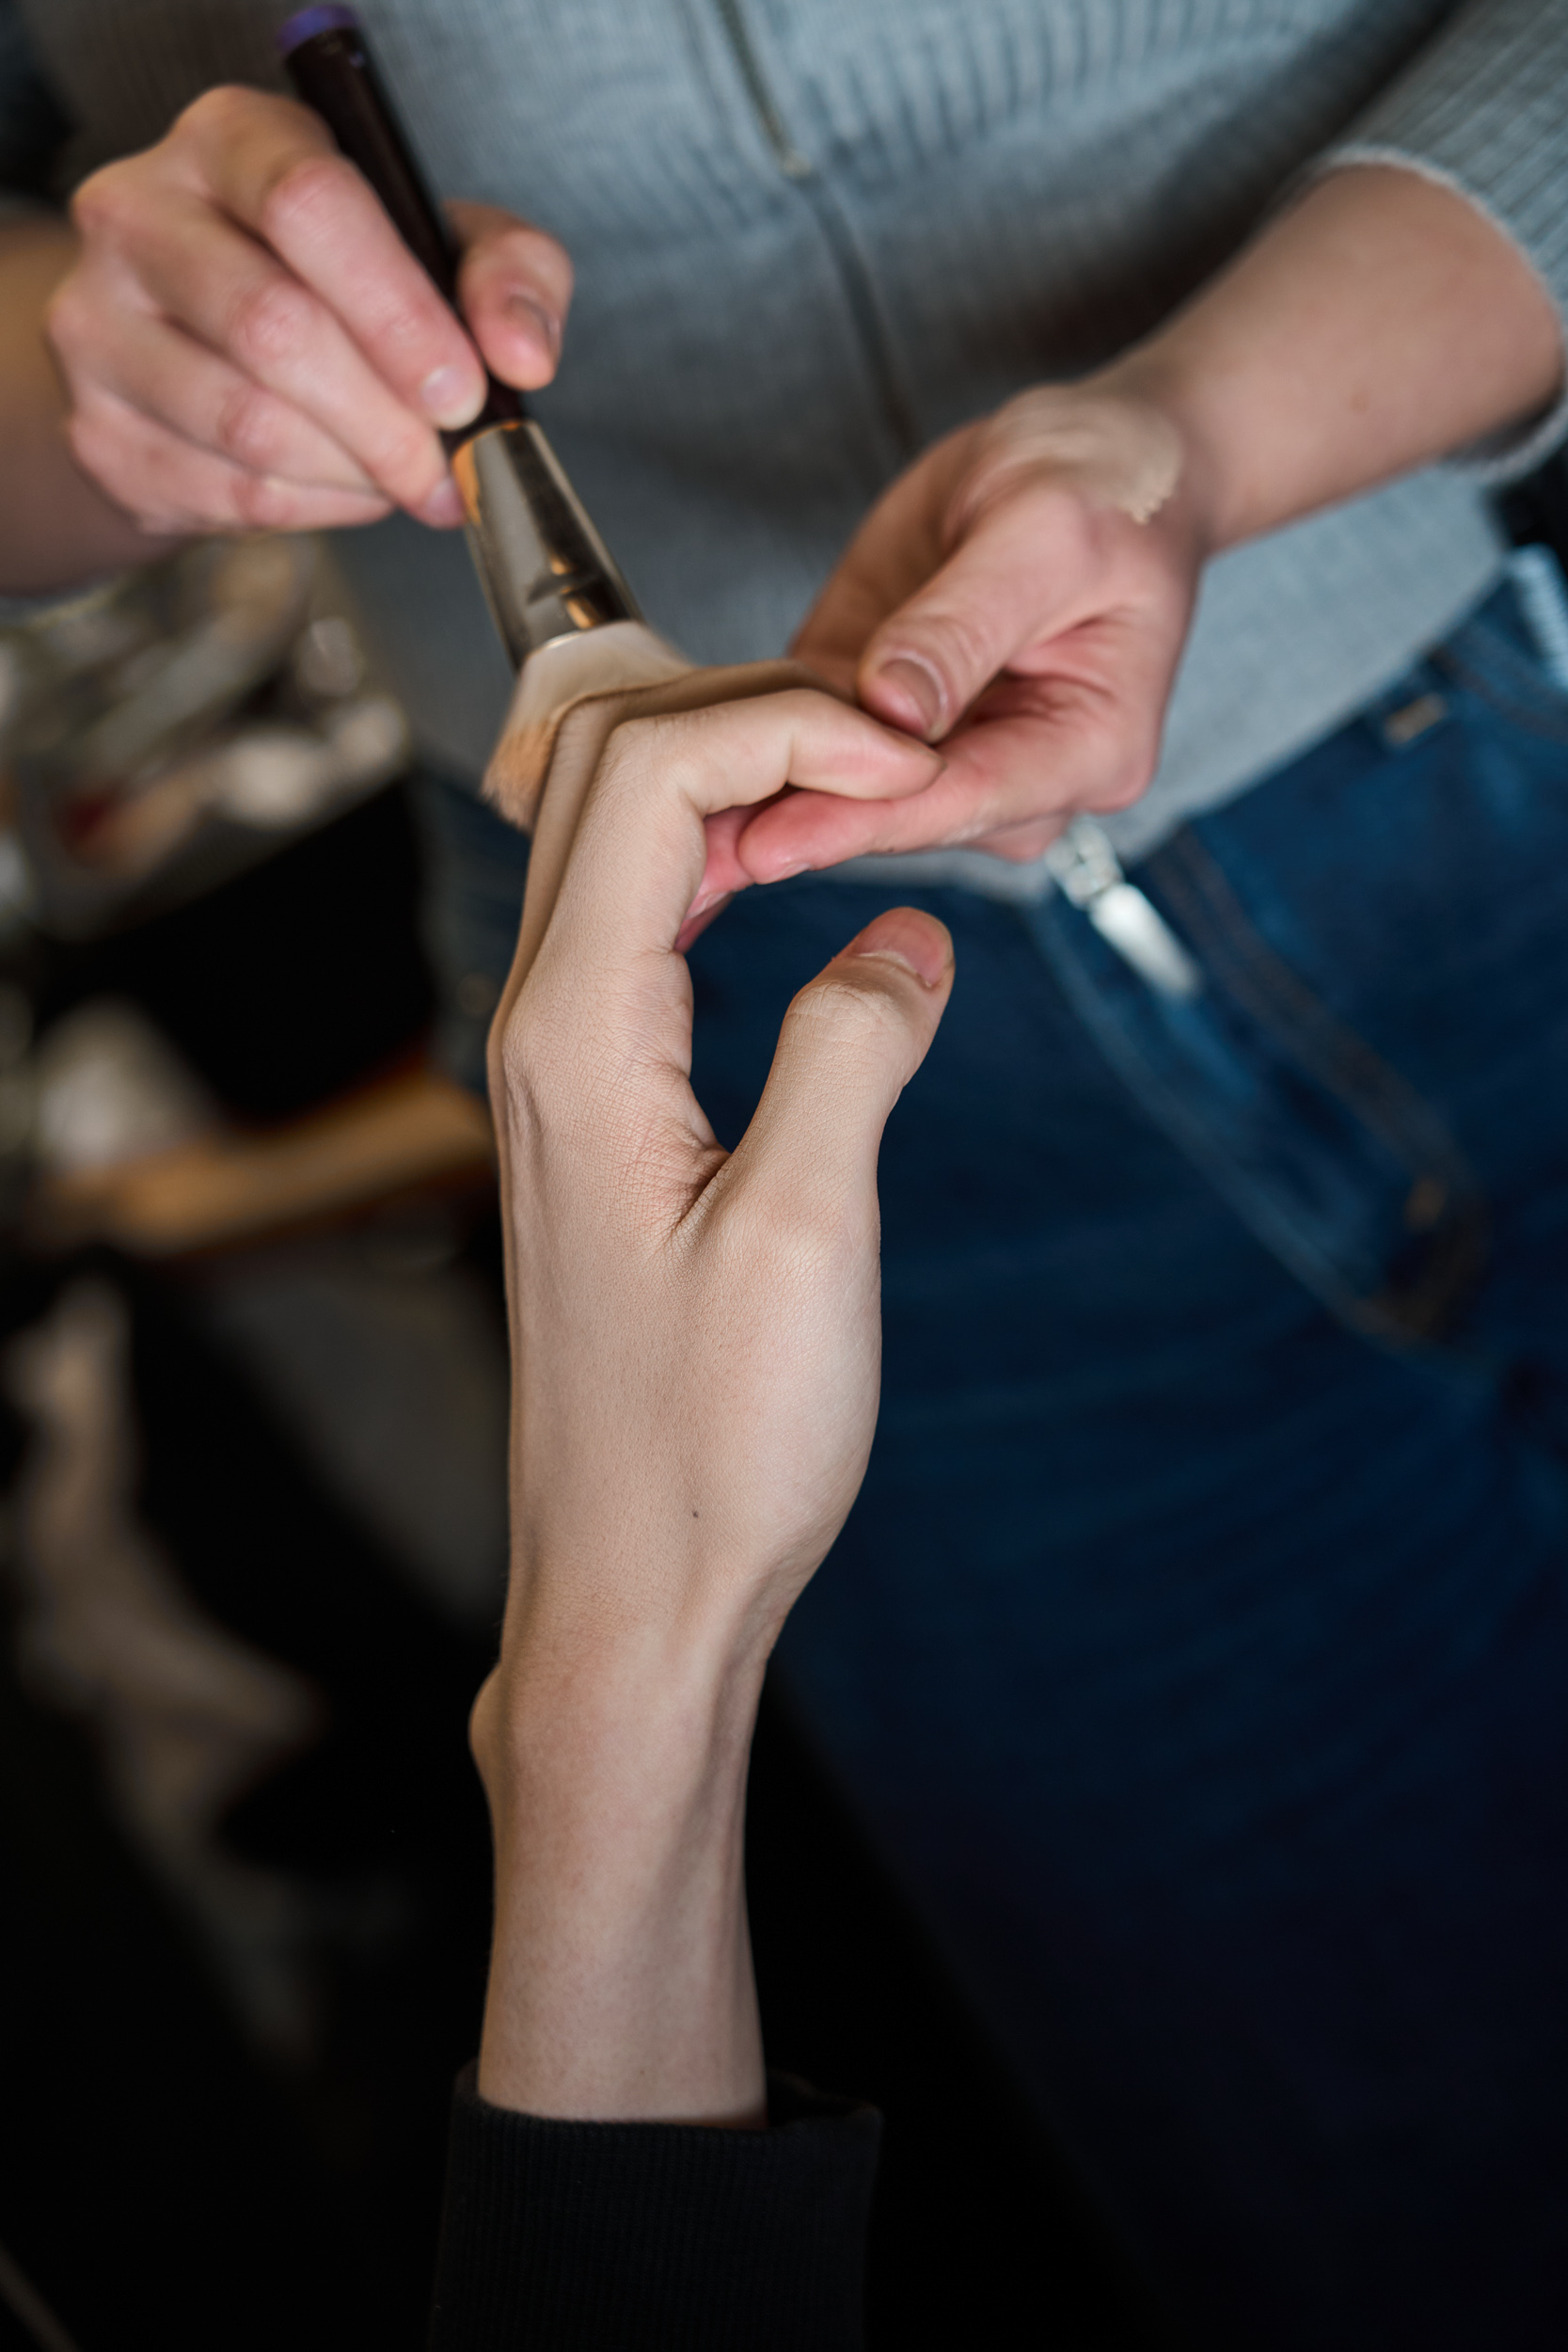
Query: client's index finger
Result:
<box><xmin>525</xmin><ymin>674</ymin><xmax>943</xmax><ymax>998</ymax></box>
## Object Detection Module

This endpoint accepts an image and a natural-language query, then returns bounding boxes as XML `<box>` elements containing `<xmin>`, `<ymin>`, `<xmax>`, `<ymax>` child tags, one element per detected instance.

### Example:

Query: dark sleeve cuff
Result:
<box><xmin>427</xmin><ymin>2063</ymin><xmax>882</xmax><ymax>2351</ymax></box>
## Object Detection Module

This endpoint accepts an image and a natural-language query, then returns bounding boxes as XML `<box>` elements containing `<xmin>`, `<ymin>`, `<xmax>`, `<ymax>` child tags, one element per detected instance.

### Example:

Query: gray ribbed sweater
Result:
<box><xmin>3</xmin><ymin>0</ymin><xmax>1566</xmax><ymax>890</ymax></box>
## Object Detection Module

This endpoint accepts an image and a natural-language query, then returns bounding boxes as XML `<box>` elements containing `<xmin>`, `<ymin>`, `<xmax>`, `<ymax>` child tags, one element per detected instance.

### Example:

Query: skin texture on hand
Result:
<box><xmin>715</xmin><ymin>162</ymin><xmax>1563</xmax><ymax>895</ymax></box>
<box><xmin>471</xmin><ymin>688</ymin><xmax>952</xmax><ymax>2124</ymax></box>
<box><xmin>0</xmin><ymin>86</ymin><xmax>572</xmax><ymax>588</ymax></box>
<box><xmin>734</xmin><ymin>382</ymin><xmax>1208</xmax><ymax>879</ymax></box>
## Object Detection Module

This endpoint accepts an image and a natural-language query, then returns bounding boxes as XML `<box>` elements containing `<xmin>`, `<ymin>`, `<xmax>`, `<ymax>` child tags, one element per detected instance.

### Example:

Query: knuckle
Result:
<box><xmin>213</xmin><ymin>379</ymin><xmax>285</xmax><ymax>472</ymax></box>
<box><xmin>176</xmin><ymin>84</ymin><xmax>264</xmax><ymax>149</ymax></box>
<box><xmin>256</xmin><ymin>153</ymin><xmax>350</xmax><ymax>254</ymax></box>
<box><xmin>496</xmin><ymin>1009</ymin><xmax>562</xmax><ymax>1145</ymax></box>
<box><xmin>497</xmin><ymin>1000</ymin><xmax>542</xmax><ymax>1105</ymax></box>
<box><xmin>596</xmin><ymin>716</ymin><xmax>647</xmax><ymax>778</ymax></box>
<box><xmin>595</xmin><ymin>714</ymin><xmax>681</xmax><ymax>796</ymax></box>
<box><xmin>1092</xmin><ymin>733</ymin><xmax>1160</xmax><ymax>812</ymax></box>
<box><xmin>69</xmin><ymin>161</ymin><xmax>136</xmax><ymax>246</ymax></box>
<box><xmin>605</xmin><ymin>704</ymin><xmax>737</xmax><ymax>789</ymax></box>
<box><xmin>602</xmin><ymin>714</ymin><xmax>663</xmax><ymax>765</ymax></box>
<box><xmin>227</xmin><ymin>273</ymin><xmax>314</xmax><ymax>372</ymax></box>
<box><xmin>467</xmin><ymin>1674</ymin><xmax>502</xmax><ymax>1787</ymax></box>
<box><xmin>793</xmin><ymin>973</ymin><xmax>909</xmax><ymax>1054</ymax></box>
<box><xmin>363</xmin><ymin>275</ymin><xmax>451</xmax><ymax>373</ymax></box>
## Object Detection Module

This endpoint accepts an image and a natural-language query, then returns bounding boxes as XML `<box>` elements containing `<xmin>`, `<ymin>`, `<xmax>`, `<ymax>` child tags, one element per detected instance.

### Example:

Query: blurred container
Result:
<box><xmin>0</xmin><ymin>536</ymin><xmax>410</xmax><ymax>941</ymax></box>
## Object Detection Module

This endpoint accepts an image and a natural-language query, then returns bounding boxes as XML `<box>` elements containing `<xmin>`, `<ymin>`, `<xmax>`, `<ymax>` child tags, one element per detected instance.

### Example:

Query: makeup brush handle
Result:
<box><xmin>278</xmin><ymin>6</ymin><xmax>521</xmax><ymax>431</ymax></box>
<box><xmin>279</xmin><ymin>4</ymin><xmax>643</xmax><ymax>670</ymax></box>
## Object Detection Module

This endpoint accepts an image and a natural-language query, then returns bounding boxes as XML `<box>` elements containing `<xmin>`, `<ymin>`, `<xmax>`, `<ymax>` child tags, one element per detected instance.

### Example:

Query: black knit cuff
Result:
<box><xmin>428</xmin><ymin>2063</ymin><xmax>881</xmax><ymax>2350</ymax></box>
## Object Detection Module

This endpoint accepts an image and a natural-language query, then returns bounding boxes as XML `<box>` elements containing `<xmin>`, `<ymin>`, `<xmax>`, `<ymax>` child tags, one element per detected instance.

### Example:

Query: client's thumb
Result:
<box><xmin>738</xmin><ymin>910</ymin><xmax>954</xmax><ymax>1213</ymax></box>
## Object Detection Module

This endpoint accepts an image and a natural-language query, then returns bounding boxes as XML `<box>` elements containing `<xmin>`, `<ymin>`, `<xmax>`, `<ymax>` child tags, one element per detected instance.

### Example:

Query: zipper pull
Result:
<box><xmin>1046</xmin><ymin>818</ymin><xmax>1202</xmax><ymax>999</ymax></box>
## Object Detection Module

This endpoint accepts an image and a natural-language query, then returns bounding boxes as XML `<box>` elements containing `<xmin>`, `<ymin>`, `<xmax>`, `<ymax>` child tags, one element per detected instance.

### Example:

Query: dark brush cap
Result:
<box><xmin>277</xmin><ymin>7</ymin><xmax>360</xmax><ymax>57</ymax></box>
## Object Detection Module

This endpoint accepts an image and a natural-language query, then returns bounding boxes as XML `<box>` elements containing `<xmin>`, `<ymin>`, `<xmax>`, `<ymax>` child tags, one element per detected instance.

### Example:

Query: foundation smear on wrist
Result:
<box><xmin>974</xmin><ymin>392</ymin><xmax>1184</xmax><ymax>526</ymax></box>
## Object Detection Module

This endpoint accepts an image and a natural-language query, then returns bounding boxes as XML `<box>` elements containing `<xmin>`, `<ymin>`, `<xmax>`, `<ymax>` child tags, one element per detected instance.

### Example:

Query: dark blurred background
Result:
<box><xmin>0</xmin><ymin>534</ymin><xmax>1167</xmax><ymax>2352</ymax></box>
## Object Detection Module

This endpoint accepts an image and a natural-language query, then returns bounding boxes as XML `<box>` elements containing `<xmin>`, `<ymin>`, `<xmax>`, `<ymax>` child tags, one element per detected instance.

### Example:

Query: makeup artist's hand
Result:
<box><xmin>769</xmin><ymin>381</ymin><xmax>1202</xmax><ymax>872</ymax></box>
<box><xmin>44</xmin><ymin>86</ymin><xmax>572</xmax><ymax>537</ymax></box>
<box><xmin>472</xmin><ymin>690</ymin><xmax>951</xmax><ymax>2122</ymax></box>
<box><xmin>726</xmin><ymin>164</ymin><xmax>1560</xmax><ymax>888</ymax></box>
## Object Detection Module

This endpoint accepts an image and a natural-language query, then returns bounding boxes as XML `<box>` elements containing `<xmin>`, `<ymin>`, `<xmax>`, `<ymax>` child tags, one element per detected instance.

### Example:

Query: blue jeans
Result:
<box><xmin>422</xmin><ymin>577</ymin><xmax>1568</xmax><ymax>2345</ymax></box>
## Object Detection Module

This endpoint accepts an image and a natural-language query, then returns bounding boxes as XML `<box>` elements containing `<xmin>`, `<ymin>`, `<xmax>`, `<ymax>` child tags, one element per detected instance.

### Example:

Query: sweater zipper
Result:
<box><xmin>707</xmin><ymin>0</ymin><xmax>919</xmax><ymax>459</ymax></box>
<box><xmin>700</xmin><ymin>19</ymin><xmax>1198</xmax><ymax>959</ymax></box>
<box><xmin>710</xmin><ymin>0</ymin><xmax>812</xmax><ymax>178</ymax></box>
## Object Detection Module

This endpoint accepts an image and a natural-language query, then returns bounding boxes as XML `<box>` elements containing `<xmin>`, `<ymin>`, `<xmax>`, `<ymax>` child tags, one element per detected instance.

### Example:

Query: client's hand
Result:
<box><xmin>472</xmin><ymin>690</ymin><xmax>952</xmax><ymax>2124</ymax></box>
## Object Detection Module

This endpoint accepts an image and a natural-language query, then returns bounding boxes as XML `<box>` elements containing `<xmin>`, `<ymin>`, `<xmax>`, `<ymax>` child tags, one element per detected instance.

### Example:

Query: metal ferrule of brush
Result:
<box><xmin>451</xmin><ymin>420</ymin><xmax>642</xmax><ymax>667</ymax></box>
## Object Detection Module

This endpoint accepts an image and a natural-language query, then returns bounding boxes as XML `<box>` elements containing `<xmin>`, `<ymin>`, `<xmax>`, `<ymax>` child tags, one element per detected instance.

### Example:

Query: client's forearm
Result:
<box><xmin>472</xmin><ymin>1631</ymin><xmax>767</xmax><ymax>2126</ymax></box>
<box><xmin>1104</xmin><ymin>162</ymin><xmax>1564</xmax><ymax>552</ymax></box>
<box><xmin>0</xmin><ymin>221</ymin><xmax>173</xmax><ymax>592</ymax></box>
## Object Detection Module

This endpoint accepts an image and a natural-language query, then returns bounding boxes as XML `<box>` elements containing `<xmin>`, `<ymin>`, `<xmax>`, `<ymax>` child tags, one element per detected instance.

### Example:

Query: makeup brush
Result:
<box><xmin>278</xmin><ymin>4</ymin><xmax>689</xmax><ymax>786</ymax></box>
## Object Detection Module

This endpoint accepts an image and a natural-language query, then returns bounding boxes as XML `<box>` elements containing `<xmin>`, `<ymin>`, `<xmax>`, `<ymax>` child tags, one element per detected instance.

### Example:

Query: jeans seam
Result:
<box><xmin>1146</xmin><ymin>833</ymin><xmax>1479</xmax><ymax>1189</ymax></box>
<box><xmin>1149</xmin><ymin>830</ymin><xmax>1490</xmax><ymax>1333</ymax></box>
<box><xmin>1030</xmin><ymin>892</ymin><xmax>1389</xmax><ymax>1333</ymax></box>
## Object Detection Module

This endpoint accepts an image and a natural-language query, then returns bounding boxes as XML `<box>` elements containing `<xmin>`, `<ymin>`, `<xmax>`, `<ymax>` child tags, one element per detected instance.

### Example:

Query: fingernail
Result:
<box><xmin>420</xmin><ymin>475</ymin><xmax>467</xmax><ymax>527</ymax></box>
<box><xmin>420</xmin><ymin>362</ymin><xmax>482</xmax><ymax>429</ymax></box>
<box><xmin>847</xmin><ymin>916</ymin><xmax>950</xmax><ymax>989</ymax></box>
<box><xmin>752</xmin><ymin>853</ymin><xmax>810</xmax><ymax>884</ymax></box>
<box><xmin>871</xmin><ymin>655</ymin><xmax>945</xmax><ymax>739</ymax></box>
<box><xmin>675</xmin><ymin>892</ymin><xmax>734</xmax><ymax>952</ymax></box>
<box><xmin>505</xmin><ymin>293</ymin><xmax>560</xmax><ymax>362</ymax></box>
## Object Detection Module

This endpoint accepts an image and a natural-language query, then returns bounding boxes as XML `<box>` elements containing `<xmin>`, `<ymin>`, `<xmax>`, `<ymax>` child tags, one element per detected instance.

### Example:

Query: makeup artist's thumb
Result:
<box><xmin>451</xmin><ymin>201</ymin><xmax>575</xmax><ymax>391</ymax></box>
<box><xmin>857</xmin><ymin>491</ymin><xmax>1067</xmax><ymax>742</ymax></box>
<box><xmin>741</xmin><ymin>910</ymin><xmax>954</xmax><ymax>1207</ymax></box>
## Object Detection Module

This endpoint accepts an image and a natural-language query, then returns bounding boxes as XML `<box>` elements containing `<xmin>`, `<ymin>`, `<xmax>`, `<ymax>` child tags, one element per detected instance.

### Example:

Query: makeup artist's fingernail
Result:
<box><xmin>872</xmin><ymin>655</ymin><xmax>945</xmax><ymax>739</ymax></box>
<box><xmin>847</xmin><ymin>914</ymin><xmax>950</xmax><ymax>989</ymax></box>
<box><xmin>420</xmin><ymin>363</ymin><xmax>481</xmax><ymax>428</ymax></box>
<box><xmin>420</xmin><ymin>475</ymin><xmax>467</xmax><ymax>527</ymax></box>
<box><xmin>505</xmin><ymin>293</ymin><xmax>560</xmax><ymax>362</ymax></box>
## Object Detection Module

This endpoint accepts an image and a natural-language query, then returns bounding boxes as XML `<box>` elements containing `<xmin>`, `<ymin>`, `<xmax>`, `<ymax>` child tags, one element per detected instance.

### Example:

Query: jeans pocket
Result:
<box><xmin>1027</xmin><ymin>829</ymin><xmax>1488</xmax><ymax>1343</ymax></box>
